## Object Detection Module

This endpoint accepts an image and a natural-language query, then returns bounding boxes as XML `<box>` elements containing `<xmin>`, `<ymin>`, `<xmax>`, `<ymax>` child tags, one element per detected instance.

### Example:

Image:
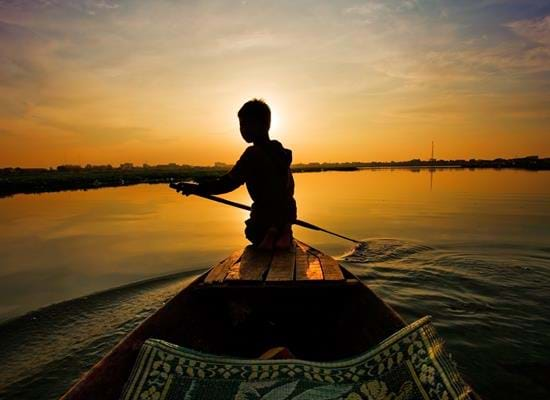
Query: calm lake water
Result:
<box><xmin>1</xmin><ymin>168</ymin><xmax>549</xmax><ymax>399</ymax></box>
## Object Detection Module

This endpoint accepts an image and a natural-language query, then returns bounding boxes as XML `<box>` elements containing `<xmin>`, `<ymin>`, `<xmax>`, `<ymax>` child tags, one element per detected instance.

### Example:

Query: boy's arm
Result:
<box><xmin>196</xmin><ymin>172</ymin><xmax>242</xmax><ymax>195</ymax></box>
<box><xmin>194</xmin><ymin>148</ymin><xmax>251</xmax><ymax>195</ymax></box>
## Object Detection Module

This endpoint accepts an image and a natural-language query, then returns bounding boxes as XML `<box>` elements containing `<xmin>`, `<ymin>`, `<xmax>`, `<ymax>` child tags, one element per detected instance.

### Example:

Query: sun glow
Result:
<box><xmin>270</xmin><ymin>108</ymin><xmax>282</xmax><ymax>134</ymax></box>
<box><xmin>1</xmin><ymin>0</ymin><xmax>548</xmax><ymax>168</ymax></box>
<box><xmin>233</xmin><ymin>93</ymin><xmax>288</xmax><ymax>141</ymax></box>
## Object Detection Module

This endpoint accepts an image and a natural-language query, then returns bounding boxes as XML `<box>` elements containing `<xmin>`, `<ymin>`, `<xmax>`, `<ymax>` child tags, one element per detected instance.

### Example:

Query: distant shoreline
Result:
<box><xmin>1</xmin><ymin>156</ymin><xmax>548</xmax><ymax>198</ymax></box>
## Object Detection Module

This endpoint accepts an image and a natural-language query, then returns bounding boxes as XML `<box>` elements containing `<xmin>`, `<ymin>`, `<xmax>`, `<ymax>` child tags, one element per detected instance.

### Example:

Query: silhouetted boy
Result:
<box><xmin>177</xmin><ymin>99</ymin><xmax>297</xmax><ymax>249</ymax></box>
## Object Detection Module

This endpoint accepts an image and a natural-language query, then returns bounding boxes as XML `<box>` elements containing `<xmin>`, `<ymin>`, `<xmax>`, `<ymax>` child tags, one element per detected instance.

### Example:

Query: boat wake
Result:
<box><xmin>1</xmin><ymin>241</ymin><xmax>549</xmax><ymax>399</ymax></box>
<box><xmin>340</xmin><ymin>238</ymin><xmax>434</xmax><ymax>264</ymax></box>
<box><xmin>336</xmin><ymin>237</ymin><xmax>550</xmax><ymax>398</ymax></box>
<box><xmin>0</xmin><ymin>269</ymin><xmax>205</xmax><ymax>400</ymax></box>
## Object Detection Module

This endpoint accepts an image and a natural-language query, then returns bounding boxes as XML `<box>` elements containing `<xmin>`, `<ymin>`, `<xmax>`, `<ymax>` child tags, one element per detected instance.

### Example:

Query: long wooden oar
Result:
<box><xmin>172</xmin><ymin>187</ymin><xmax>361</xmax><ymax>244</ymax></box>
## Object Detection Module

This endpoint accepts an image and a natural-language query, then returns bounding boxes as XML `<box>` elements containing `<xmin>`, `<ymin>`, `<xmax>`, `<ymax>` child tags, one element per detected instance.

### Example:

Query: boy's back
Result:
<box><xmin>232</xmin><ymin>140</ymin><xmax>297</xmax><ymax>242</ymax></box>
<box><xmin>183</xmin><ymin>99</ymin><xmax>297</xmax><ymax>249</ymax></box>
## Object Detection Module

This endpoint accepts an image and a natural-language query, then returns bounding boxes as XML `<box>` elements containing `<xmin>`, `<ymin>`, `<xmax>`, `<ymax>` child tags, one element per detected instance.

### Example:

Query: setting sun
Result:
<box><xmin>0</xmin><ymin>3</ymin><xmax>549</xmax><ymax>400</ymax></box>
<box><xmin>1</xmin><ymin>1</ymin><xmax>548</xmax><ymax>168</ymax></box>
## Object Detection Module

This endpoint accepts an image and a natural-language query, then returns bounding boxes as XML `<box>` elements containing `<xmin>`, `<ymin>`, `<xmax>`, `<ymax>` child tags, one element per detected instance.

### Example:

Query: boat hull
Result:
<box><xmin>61</xmin><ymin>256</ymin><xmax>404</xmax><ymax>399</ymax></box>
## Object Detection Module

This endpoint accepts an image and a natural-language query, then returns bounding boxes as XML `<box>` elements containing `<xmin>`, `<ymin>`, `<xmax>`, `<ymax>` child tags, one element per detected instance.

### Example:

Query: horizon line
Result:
<box><xmin>1</xmin><ymin>155</ymin><xmax>547</xmax><ymax>170</ymax></box>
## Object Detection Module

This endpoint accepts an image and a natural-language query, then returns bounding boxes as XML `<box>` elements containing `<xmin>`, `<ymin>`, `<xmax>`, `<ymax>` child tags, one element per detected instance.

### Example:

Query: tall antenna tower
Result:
<box><xmin>430</xmin><ymin>141</ymin><xmax>435</xmax><ymax>162</ymax></box>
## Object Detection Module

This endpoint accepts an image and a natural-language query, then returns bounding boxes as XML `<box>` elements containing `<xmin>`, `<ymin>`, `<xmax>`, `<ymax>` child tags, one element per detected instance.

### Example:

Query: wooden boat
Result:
<box><xmin>61</xmin><ymin>240</ymin><xmax>407</xmax><ymax>400</ymax></box>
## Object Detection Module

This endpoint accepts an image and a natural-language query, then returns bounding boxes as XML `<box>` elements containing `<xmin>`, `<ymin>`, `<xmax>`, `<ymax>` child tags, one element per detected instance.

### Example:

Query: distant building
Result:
<box><xmin>120</xmin><ymin>163</ymin><xmax>134</xmax><ymax>169</ymax></box>
<box><xmin>429</xmin><ymin>141</ymin><xmax>436</xmax><ymax>162</ymax></box>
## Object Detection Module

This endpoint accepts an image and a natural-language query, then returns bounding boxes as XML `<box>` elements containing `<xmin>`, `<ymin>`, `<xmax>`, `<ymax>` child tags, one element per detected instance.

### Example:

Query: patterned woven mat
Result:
<box><xmin>121</xmin><ymin>316</ymin><xmax>474</xmax><ymax>400</ymax></box>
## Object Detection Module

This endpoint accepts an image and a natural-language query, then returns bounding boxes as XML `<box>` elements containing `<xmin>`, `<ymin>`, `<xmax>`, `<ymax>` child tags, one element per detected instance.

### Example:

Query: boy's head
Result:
<box><xmin>238</xmin><ymin>99</ymin><xmax>271</xmax><ymax>143</ymax></box>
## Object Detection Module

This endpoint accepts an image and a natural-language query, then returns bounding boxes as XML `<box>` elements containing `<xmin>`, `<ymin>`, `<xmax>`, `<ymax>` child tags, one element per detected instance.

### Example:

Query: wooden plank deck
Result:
<box><xmin>204</xmin><ymin>249</ymin><xmax>243</xmax><ymax>283</ymax></box>
<box><xmin>302</xmin><ymin>245</ymin><xmax>345</xmax><ymax>281</ymax></box>
<box><xmin>266</xmin><ymin>242</ymin><xmax>296</xmax><ymax>281</ymax></box>
<box><xmin>295</xmin><ymin>241</ymin><xmax>323</xmax><ymax>280</ymax></box>
<box><xmin>225</xmin><ymin>246</ymin><xmax>273</xmax><ymax>281</ymax></box>
<box><xmin>204</xmin><ymin>240</ymin><xmax>344</xmax><ymax>284</ymax></box>
<box><xmin>294</xmin><ymin>243</ymin><xmax>309</xmax><ymax>281</ymax></box>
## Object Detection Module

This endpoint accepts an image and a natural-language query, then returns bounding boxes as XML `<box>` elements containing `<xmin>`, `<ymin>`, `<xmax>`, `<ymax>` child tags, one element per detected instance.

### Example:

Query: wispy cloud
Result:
<box><xmin>0</xmin><ymin>0</ymin><xmax>549</xmax><ymax>165</ymax></box>
<box><xmin>506</xmin><ymin>15</ymin><xmax>550</xmax><ymax>45</ymax></box>
<box><xmin>30</xmin><ymin>116</ymin><xmax>155</xmax><ymax>145</ymax></box>
<box><xmin>215</xmin><ymin>30</ymin><xmax>288</xmax><ymax>54</ymax></box>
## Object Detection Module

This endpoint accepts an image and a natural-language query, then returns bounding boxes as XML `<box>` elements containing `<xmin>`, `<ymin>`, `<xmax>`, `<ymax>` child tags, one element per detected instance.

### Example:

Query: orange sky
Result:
<box><xmin>1</xmin><ymin>1</ymin><xmax>549</xmax><ymax>167</ymax></box>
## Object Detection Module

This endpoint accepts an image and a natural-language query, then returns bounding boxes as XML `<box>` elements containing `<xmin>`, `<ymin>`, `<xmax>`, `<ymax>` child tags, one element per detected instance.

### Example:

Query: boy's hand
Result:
<box><xmin>170</xmin><ymin>181</ymin><xmax>198</xmax><ymax>196</ymax></box>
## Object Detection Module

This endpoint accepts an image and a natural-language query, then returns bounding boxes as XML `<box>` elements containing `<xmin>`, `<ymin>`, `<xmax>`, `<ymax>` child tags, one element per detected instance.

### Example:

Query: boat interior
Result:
<box><xmin>61</xmin><ymin>240</ymin><xmax>406</xmax><ymax>400</ymax></box>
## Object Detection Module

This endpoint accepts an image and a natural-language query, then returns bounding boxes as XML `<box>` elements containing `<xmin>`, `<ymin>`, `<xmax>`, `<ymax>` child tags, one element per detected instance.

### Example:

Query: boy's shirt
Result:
<box><xmin>199</xmin><ymin>140</ymin><xmax>297</xmax><ymax>228</ymax></box>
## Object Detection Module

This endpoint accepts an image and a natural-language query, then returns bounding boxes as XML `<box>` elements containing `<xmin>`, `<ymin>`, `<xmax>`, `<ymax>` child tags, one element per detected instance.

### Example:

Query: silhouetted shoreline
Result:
<box><xmin>0</xmin><ymin>156</ymin><xmax>547</xmax><ymax>198</ymax></box>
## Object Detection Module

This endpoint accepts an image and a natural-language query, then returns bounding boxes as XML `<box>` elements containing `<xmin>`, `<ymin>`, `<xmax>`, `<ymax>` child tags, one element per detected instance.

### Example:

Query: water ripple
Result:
<box><xmin>342</xmin><ymin>238</ymin><xmax>550</xmax><ymax>398</ymax></box>
<box><xmin>1</xmin><ymin>240</ymin><xmax>550</xmax><ymax>399</ymax></box>
<box><xmin>0</xmin><ymin>270</ymin><xmax>204</xmax><ymax>399</ymax></box>
<box><xmin>341</xmin><ymin>238</ymin><xmax>434</xmax><ymax>263</ymax></box>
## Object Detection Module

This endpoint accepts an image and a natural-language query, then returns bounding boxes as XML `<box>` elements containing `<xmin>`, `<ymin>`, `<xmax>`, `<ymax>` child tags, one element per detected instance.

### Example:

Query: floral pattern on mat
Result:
<box><xmin>121</xmin><ymin>316</ymin><xmax>474</xmax><ymax>400</ymax></box>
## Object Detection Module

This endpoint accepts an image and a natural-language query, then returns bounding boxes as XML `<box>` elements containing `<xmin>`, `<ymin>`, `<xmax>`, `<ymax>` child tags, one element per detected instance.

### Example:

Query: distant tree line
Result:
<box><xmin>0</xmin><ymin>156</ymin><xmax>547</xmax><ymax>198</ymax></box>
